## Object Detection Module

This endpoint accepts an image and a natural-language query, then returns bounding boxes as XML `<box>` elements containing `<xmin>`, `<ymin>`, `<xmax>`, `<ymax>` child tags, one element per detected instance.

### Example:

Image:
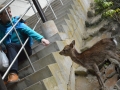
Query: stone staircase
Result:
<box><xmin>6</xmin><ymin>0</ymin><xmax>116</xmax><ymax>90</ymax></box>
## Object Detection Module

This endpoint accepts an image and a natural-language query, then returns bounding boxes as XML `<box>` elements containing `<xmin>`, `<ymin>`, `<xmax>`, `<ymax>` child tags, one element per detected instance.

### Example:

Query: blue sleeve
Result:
<box><xmin>18</xmin><ymin>23</ymin><xmax>44</xmax><ymax>42</ymax></box>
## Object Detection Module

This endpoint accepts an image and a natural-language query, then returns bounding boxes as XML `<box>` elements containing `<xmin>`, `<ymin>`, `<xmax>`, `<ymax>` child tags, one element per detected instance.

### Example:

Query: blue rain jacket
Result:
<box><xmin>0</xmin><ymin>16</ymin><xmax>44</xmax><ymax>46</ymax></box>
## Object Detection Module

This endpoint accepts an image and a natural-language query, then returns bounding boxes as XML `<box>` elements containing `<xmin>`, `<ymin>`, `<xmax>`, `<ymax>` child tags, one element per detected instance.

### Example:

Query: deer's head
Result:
<box><xmin>59</xmin><ymin>40</ymin><xmax>75</xmax><ymax>56</ymax></box>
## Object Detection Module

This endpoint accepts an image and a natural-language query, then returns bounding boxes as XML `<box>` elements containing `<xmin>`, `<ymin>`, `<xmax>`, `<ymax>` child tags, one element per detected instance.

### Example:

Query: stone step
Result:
<box><xmin>45</xmin><ymin>4</ymin><xmax>73</xmax><ymax>32</ymax></box>
<box><xmin>45</xmin><ymin>4</ymin><xmax>72</xmax><ymax>21</ymax></box>
<box><xmin>43</xmin><ymin>0</ymin><xmax>71</xmax><ymax>14</ymax></box>
<box><xmin>55</xmin><ymin>14</ymin><xmax>69</xmax><ymax>32</ymax></box>
<box><xmin>71</xmin><ymin>4</ymin><xmax>87</xmax><ymax>21</ymax></box>
<box><xmin>69</xmin><ymin>8</ymin><xmax>85</xmax><ymax>26</ymax></box>
<box><xmin>24</xmin><ymin>76</ymin><xmax>57</xmax><ymax>90</ymax></box>
<box><xmin>44</xmin><ymin>0</ymin><xmax>73</xmax><ymax>17</ymax></box>
<box><xmin>67</xmin><ymin>13</ymin><xmax>84</xmax><ymax>37</ymax></box>
<box><xmin>54</xmin><ymin>11</ymin><xmax>70</xmax><ymax>25</ymax></box>
<box><xmin>24</xmin><ymin>80</ymin><xmax>47</xmax><ymax>90</ymax></box>
<box><xmin>63</xmin><ymin>19</ymin><xmax>83</xmax><ymax>49</ymax></box>
<box><xmin>86</xmin><ymin>14</ymin><xmax>102</xmax><ymax>25</ymax></box>
<box><xmin>8</xmin><ymin>60</ymin><xmax>72</xmax><ymax>90</ymax></box>
<box><xmin>61</xmin><ymin>24</ymin><xmax>84</xmax><ymax>50</ymax></box>
<box><xmin>72</xmin><ymin>0</ymin><xmax>87</xmax><ymax>17</ymax></box>
<box><xmin>73</xmin><ymin>0</ymin><xmax>90</xmax><ymax>16</ymax></box>
<box><xmin>18</xmin><ymin>52</ymin><xmax>57</xmax><ymax>79</ymax></box>
<box><xmin>86</xmin><ymin>20</ymin><xmax>108</xmax><ymax>35</ymax></box>
<box><xmin>22</xmin><ymin>51</ymin><xmax>73</xmax><ymax>90</ymax></box>
<box><xmin>43</xmin><ymin>76</ymin><xmax>67</xmax><ymax>90</ymax></box>
<box><xmin>26</xmin><ymin>0</ymin><xmax>73</xmax><ymax>33</ymax></box>
<box><xmin>18</xmin><ymin>40</ymin><xmax>70</xmax><ymax>70</ymax></box>
<box><xmin>18</xmin><ymin>42</ymin><xmax>60</xmax><ymax>70</ymax></box>
<box><xmin>7</xmin><ymin>65</ymin><xmax>53</xmax><ymax>90</ymax></box>
<box><xmin>26</xmin><ymin>0</ymin><xmax>64</xmax><ymax>23</ymax></box>
<box><xmin>24</xmin><ymin>76</ymin><xmax>67</xmax><ymax>90</ymax></box>
<box><xmin>18</xmin><ymin>49</ymin><xmax>72</xmax><ymax>79</ymax></box>
<box><xmin>26</xmin><ymin>0</ymin><xmax>73</xmax><ymax>26</ymax></box>
<box><xmin>66</xmin><ymin>13</ymin><xmax>89</xmax><ymax>40</ymax></box>
<box><xmin>32</xmin><ymin>32</ymin><xmax>68</xmax><ymax>52</ymax></box>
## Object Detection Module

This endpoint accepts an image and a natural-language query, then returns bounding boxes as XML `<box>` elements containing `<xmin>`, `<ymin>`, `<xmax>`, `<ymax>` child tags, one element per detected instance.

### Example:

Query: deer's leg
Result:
<box><xmin>93</xmin><ymin>63</ymin><xmax>106</xmax><ymax>90</ymax></box>
<box><xmin>107</xmin><ymin>51</ymin><xmax>120</xmax><ymax>62</ymax></box>
<box><xmin>107</xmin><ymin>51</ymin><xmax>120</xmax><ymax>68</ymax></box>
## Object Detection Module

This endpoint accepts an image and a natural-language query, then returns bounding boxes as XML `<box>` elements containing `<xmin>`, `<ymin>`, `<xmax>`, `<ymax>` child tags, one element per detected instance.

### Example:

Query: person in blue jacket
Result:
<box><xmin>0</xmin><ymin>5</ymin><xmax>50</xmax><ymax>84</ymax></box>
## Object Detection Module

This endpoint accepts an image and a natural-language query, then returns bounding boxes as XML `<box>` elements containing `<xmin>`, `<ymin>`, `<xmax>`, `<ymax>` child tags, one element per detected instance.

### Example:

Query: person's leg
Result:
<box><xmin>6</xmin><ymin>43</ymin><xmax>32</xmax><ymax>83</ymax></box>
<box><xmin>6</xmin><ymin>43</ymin><xmax>20</xmax><ymax>74</ymax></box>
<box><xmin>18</xmin><ymin>45</ymin><xmax>32</xmax><ymax>61</ymax></box>
<box><xmin>0</xmin><ymin>74</ymin><xmax>7</xmax><ymax>90</ymax></box>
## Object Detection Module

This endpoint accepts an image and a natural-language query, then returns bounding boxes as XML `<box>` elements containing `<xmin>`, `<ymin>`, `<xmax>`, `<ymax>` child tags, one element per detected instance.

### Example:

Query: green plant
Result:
<box><xmin>94</xmin><ymin>0</ymin><xmax>120</xmax><ymax>24</ymax></box>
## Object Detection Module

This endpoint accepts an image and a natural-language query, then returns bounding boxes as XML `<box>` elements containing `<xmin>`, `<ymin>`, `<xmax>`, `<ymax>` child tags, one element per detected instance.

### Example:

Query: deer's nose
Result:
<box><xmin>59</xmin><ymin>51</ymin><xmax>62</xmax><ymax>55</ymax></box>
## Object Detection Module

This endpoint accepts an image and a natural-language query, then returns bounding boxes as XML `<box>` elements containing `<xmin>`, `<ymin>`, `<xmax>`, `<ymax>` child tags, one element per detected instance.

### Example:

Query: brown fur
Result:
<box><xmin>59</xmin><ymin>38</ymin><xmax>120</xmax><ymax>90</ymax></box>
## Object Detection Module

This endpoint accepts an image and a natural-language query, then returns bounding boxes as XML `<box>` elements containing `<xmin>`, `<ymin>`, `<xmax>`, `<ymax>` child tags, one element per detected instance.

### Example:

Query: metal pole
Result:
<box><xmin>28</xmin><ymin>0</ymin><xmax>39</xmax><ymax>19</ymax></box>
<box><xmin>32</xmin><ymin>0</ymin><xmax>47</xmax><ymax>23</ymax></box>
<box><xmin>46</xmin><ymin>0</ymin><xmax>57</xmax><ymax>19</ymax></box>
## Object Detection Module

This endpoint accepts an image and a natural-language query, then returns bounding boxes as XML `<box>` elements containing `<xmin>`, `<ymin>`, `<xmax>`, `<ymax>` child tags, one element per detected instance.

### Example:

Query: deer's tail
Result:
<box><xmin>113</xmin><ymin>38</ymin><xmax>118</xmax><ymax>46</ymax></box>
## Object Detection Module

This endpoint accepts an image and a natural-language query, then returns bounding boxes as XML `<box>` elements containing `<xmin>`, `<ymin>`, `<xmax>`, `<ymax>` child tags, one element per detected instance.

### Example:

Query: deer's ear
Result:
<box><xmin>70</xmin><ymin>40</ymin><xmax>75</xmax><ymax>48</ymax></box>
<box><xmin>72</xmin><ymin>40</ymin><xmax>75</xmax><ymax>45</ymax></box>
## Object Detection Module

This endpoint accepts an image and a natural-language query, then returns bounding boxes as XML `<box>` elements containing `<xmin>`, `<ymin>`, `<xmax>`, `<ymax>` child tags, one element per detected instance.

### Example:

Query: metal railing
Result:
<box><xmin>0</xmin><ymin>0</ymin><xmax>63</xmax><ymax>80</ymax></box>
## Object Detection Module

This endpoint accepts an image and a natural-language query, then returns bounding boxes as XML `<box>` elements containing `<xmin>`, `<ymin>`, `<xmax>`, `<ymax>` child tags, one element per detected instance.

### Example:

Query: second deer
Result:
<box><xmin>59</xmin><ymin>38</ymin><xmax>120</xmax><ymax>90</ymax></box>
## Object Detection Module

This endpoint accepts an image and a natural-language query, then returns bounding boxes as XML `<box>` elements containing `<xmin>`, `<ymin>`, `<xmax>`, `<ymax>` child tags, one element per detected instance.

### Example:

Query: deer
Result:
<box><xmin>59</xmin><ymin>38</ymin><xmax>120</xmax><ymax>90</ymax></box>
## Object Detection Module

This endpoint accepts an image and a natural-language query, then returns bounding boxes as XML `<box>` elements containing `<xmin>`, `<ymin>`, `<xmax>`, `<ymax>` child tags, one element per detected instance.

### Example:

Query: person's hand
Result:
<box><xmin>41</xmin><ymin>38</ymin><xmax>50</xmax><ymax>46</ymax></box>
